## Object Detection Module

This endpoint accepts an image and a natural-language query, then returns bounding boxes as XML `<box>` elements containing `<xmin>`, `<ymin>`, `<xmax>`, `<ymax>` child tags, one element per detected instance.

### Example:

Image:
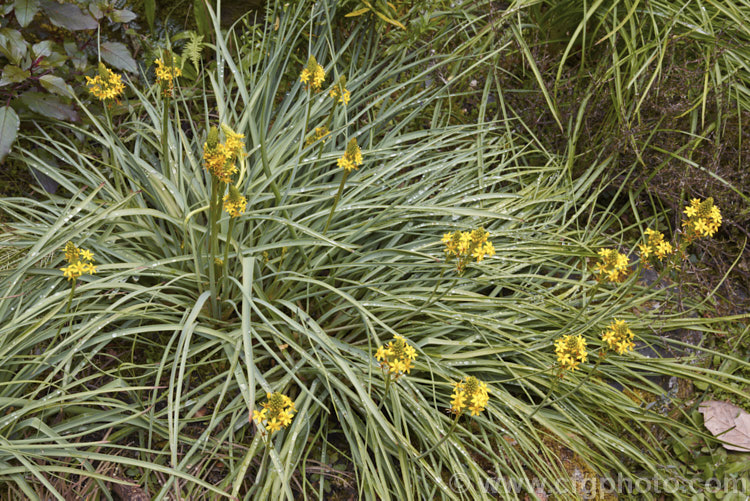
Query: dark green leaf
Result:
<box><xmin>109</xmin><ymin>9</ymin><xmax>137</xmax><ymax>23</ymax></box>
<box><xmin>88</xmin><ymin>2</ymin><xmax>103</xmax><ymax>19</ymax></box>
<box><xmin>0</xmin><ymin>106</ymin><xmax>19</xmax><ymax>162</ymax></box>
<box><xmin>39</xmin><ymin>75</ymin><xmax>73</xmax><ymax>97</ymax></box>
<box><xmin>13</xmin><ymin>0</ymin><xmax>39</xmax><ymax>27</ymax></box>
<box><xmin>20</xmin><ymin>92</ymin><xmax>78</xmax><ymax>121</ymax></box>
<box><xmin>41</xmin><ymin>0</ymin><xmax>97</xmax><ymax>31</ymax></box>
<box><xmin>101</xmin><ymin>42</ymin><xmax>137</xmax><ymax>73</ymax></box>
<box><xmin>0</xmin><ymin>65</ymin><xmax>30</xmax><ymax>86</ymax></box>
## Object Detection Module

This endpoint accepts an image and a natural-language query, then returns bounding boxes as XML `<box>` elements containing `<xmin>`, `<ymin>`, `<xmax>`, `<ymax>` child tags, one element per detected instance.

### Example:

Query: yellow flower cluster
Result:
<box><xmin>154</xmin><ymin>58</ymin><xmax>182</xmax><ymax>97</ymax></box>
<box><xmin>554</xmin><ymin>334</ymin><xmax>588</xmax><ymax>371</ymax></box>
<box><xmin>203</xmin><ymin>125</ymin><xmax>245</xmax><ymax>184</ymax></box>
<box><xmin>329</xmin><ymin>75</ymin><xmax>351</xmax><ymax>105</ymax></box>
<box><xmin>594</xmin><ymin>248</ymin><xmax>629</xmax><ymax>283</ymax></box>
<box><xmin>638</xmin><ymin>228</ymin><xmax>673</xmax><ymax>262</ymax></box>
<box><xmin>222</xmin><ymin>184</ymin><xmax>247</xmax><ymax>218</ymax></box>
<box><xmin>375</xmin><ymin>334</ymin><xmax>417</xmax><ymax>376</ymax></box>
<box><xmin>85</xmin><ymin>63</ymin><xmax>125</xmax><ymax>102</ymax></box>
<box><xmin>337</xmin><ymin>137</ymin><xmax>363</xmax><ymax>172</ymax></box>
<box><xmin>305</xmin><ymin>126</ymin><xmax>330</xmax><ymax>146</ymax></box>
<box><xmin>300</xmin><ymin>55</ymin><xmax>325</xmax><ymax>91</ymax></box>
<box><xmin>441</xmin><ymin>227</ymin><xmax>495</xmax><ymax>273</ymax></box>
<box><xmin>450</xmin><ymin>376</ymin><xmax>490</xmax><ymax>416</ymax></box>
<box><xmin>60</xmin><ymin>241</ymin><xmax>97</xmax><ymax>280</ymax></box>
<box><xmin>682</xmin><ymin>197</ymin><xmax>722</xmax><ymax>239</ymax></box>
<box><xmin>252</xmin><ymin>392</ymin><xmax>296</xmax><ymax>433</ymax></box>
<box><xmin>602</xmin><ymin>319</ymin><xmax>635</xmax><ymax>355</ymax></box>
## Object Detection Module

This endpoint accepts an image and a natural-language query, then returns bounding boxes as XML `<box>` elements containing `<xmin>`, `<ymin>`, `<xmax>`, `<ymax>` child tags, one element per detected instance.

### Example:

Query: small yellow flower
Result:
<box><xmin>440</xmin><ymin>227</ymin><xmax>493</xmax><ymax>273</ymax></box>
<box><xmin>594</xmin><ymin>248</ymin><xmax>630</xmax><ymax>283</ymax></box>
<box><xmin>601</xmin><ymin>319</ymin><xmax>635</xmax><ymax>355</ymax></box>
<box><xmin>329</xmin><ymin>75</ymin><xmax>351</xmax><ymax>105</ymax></box>
<box><xmin>554</xmin><ymin>334</ymin><xmax>588</xmax><ymax>371</ymax></box>
<box><xmin>85</xmin><ymin>63</ymin><xmax>125</xmax><ymax>102</ymax></box>
<box><xmin>337</xmin><ymin>137</ymin><xmax>363</xmax><ymax>172</ymax></box>
<box><xmin>450</xmin><ymin>376</ymin><xmax>489</xmax><ymax>416</ymax></box>
<box><xmin>222</xmin><ymin>124</ymin><xmax>245</xmax><ymax>156</ymax></box>
<box><xmin>306</xmin><ymin>126</ymin><xmax>330</xmax><ymax>146</ymax></box>
<box><xmin>60</xmin><ymin>264</ymin><xmax>79</xmax><ymax>280</ymax></box>
<box><xmin>60</xmin><ymin>242</ymin><xmax>97</xmax><ymax>280</ymax></box>
<box><xmin>252</xmin><ymin>392</ymin><xmax>296</xmax><ymax>434</ymax></box>
<box><xmin>154</xmin><ymin>57</ymin><xmax>182</xmax><ymax>96</ymax></box>
<box><xmin>300</xmin><ymin>55</ymin><xmax>325</xmax><ymax>91</ymax></box>
<box><xmin>374</xmin><ymin>334</ymin><xmax>418</xmax><ymax>378</ymax></box>
<box><xmin>203</xmin><ymin>125</ymin><xmax>244</xmax><ymax>184</ymax></box>
<box><xmin>639</xmin><ymin>228</ymin><xmax>674</xmax><ymax>263</ymax></box>
<box><xmin>681</xmin><ymin>197</ymin><xmax>721</xmax><ymax>239</ymax></box>
<box><xmin>223</xmin><ymin>185</ymin><xmax>247</xmax><ymax>218</ymax></box>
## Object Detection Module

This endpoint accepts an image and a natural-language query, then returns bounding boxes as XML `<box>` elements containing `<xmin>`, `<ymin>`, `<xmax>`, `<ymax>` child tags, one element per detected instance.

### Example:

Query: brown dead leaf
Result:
<box><xmin>698</xmin><ymin>400</ymin><xmax>750</xmax><ymax>452</ymax></box>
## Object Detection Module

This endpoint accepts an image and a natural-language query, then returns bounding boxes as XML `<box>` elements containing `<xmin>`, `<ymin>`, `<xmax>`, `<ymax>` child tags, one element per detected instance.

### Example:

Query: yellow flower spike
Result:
<box><xmin>554</xmin><ymin>334</ymin><xmax>588</xmax><ymax>371</ymax></box>
<box><xmin>602</xmin><ymin>319</ymin><xmax>635</xmax><ymax>355</ymax></box>
<box><xmin>639</xmin><ymin>229</ymin><xmax>674</xmax><ymax>263</ymax></box>
<box><xmin>60</xmin><ymin>242</ymin><xmax>97</xmax><ymax>280</ymax></box>
<box><xmin>221</xmin><ymin>124</ymin><xmax>245</xmax><ymax>156</ymax></box>
<box><xmin>300</xmin><ymin>55</ymin><xmax>326</xmax><ymax>92</ymax></box>
<box><xmin>681</xmin><ymin>197</ymin><xmax>722</xmax><ymax>240</ymax></box>
<box><xmin>440</xmin><ymin>227</ymin><xmax>494</xmax><ymax>273</ymax></box>
<box><xmin>594</xmin><ymin>248</ymin><xmax>630</xmax><ymax>283</ymax></box>
<box><xmin>337</xmin><ymin>137</ymin><xmax>363</xmax><ymax>172</ymax></box>
<box><xmin>203</xmin><ymin>125</ymin><xmax>243</xmax><ymax>183</ymax></box>
<box><xmin>222</xmin><ymin>185</ymin><xmax>247</xmax><ymax>218</ymax></box>
<box><xmin>306</xmin><ymin>126</ymin><xmax>331</xmax><ymax>146</ymax></box>
<box><xmin>374</xmin><ymin>334</ymin><xmax>418</xmax><ymax>378</ymax></box>
<box><xmin>252</xmin><ymin>392</ymin><xmax>296</xmax><ymax>434</ymax></box>
<box><xmin>63</xmin><ymin>241</ymin><xmax>80</xmax><ymax>264</ymax></box>
<box><xmin>450</xmin><ymin>376</ymin><xmax>489</xmax><ymax>416</ymax></box>
<box><xmin>154</xmin><ymin>57</ymin><xmax>182</xmax><ymax>96</ymax></box>
<box><xmin>85</xmin><ymin>63</ymin><xmax>125</xmax><ymax>102</ymax></box>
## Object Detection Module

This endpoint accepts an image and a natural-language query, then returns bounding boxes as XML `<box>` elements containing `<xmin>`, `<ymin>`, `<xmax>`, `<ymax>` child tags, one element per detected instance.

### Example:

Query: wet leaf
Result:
<box><xmin>39</xmin><ymin>75</ymin><xmax>73</xmax><ymax>97</ymax></box>
<box><xmin>698</xmin><ymin>400</ymin><xmax>750</xmax><ymax>452</ymax></box>
<box><xmin>0</xmin><ymin>65</ymin><xmax>30</xmax><ymax>86</ymax></box>
<box><xmin>0</xmin><ymin>106</ymin><xmax>20</xmax><ymax>162</ymax></box>
<box><xmin>109</xmin><ymin>9</ymin><xmax>137</xmax><ymax>23</ymax></box>
<box><xmin>101</xmin><ymin>42</ymin><xmax>137</xmax><ymax>73</ymax></box>
<box><xmin>20</xmin><ymin>92</ymin><xmax>78</xmax><ymax>121</ymax></box>
<box><xmin>41</xmin><ymin>0</ymin><xmax>97</xmax><ymax>31</ymax></box>
<box><xmin>31</xmin><ymin>40</ymin><xmax>52</xmax><ymax>59</ymax></box>
<box><xmin>0</xmin><ymin>28</ymin><xmax>28</xmax><ymax>63</ymax></box>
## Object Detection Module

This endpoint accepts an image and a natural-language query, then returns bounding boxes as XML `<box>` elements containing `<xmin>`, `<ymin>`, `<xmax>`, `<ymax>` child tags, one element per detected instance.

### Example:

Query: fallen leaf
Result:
<box><xmin>698</xmin><ymin>400</ymin><xmax>750</xmax><ymax>452</ymax></box>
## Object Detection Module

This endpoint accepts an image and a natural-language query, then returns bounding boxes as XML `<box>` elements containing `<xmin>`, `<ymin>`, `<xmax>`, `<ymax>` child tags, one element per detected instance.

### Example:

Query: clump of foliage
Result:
<box><xmin>0</xmin><ymin>0</ymin><xmax>139</xmax><ymax>161</ymax></box>
<box><xmin>0</xmin><ymin>0</ymin><xmax>749</xmax><ymax>499</ymax></box>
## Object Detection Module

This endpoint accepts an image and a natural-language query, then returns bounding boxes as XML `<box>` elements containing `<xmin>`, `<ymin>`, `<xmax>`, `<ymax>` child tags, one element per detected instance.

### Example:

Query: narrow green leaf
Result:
<box><xmin>144</xmin><ymin>0</ymin><xmax>155</xmax><ymax>32</ymax></box>
<box><xmin>345</xmin><ymin>7</ymin><xmax>371</xmax><ymax>17</ymax></box>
